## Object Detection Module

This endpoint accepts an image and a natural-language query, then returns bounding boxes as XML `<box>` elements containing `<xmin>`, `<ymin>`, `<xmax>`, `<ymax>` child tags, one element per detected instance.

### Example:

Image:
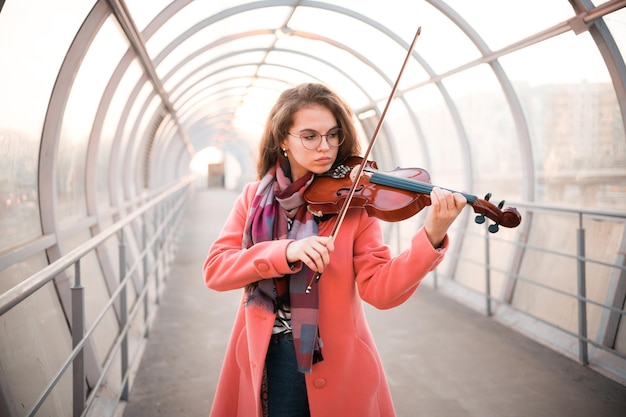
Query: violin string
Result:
<box><xmin>369</xmin><ymin>171</ymin><xmax>478</xmax><ymax>204</ymax></box>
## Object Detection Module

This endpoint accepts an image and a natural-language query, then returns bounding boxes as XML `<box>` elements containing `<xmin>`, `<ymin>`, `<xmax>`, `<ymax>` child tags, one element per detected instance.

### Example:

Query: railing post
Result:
<box><xmin>119</xmin><ymin>229</ymin><xmax>129</xmax><ymax>400</ymax></box>
<box><xmin>577</xmin><ymin>214</ymin><xmax>589</xmax><ymax>364</ymax></box>
<box><xmin>485</xmin><ymin>223</ymin><xmax>492</xmax><ymax>316</ymax></box>
<box><xmin>154</xmin><ymin>209</ymin><xmax>160</xmax><ymax>304</ymax></box>
<box><xmin>71</xmin><ymin>260</ymin><xmax>85</xmax><ymax>417</ymax></box>
<box><xmin>142</xmin><ymin>219</ymin><xmax>149</xmax><ymax>337</ymax></box>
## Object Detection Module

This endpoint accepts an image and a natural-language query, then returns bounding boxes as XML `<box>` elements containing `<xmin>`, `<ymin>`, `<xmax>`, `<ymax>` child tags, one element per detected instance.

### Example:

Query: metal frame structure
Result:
<box><xmin>0</xmin><ymin>0</ymin><xmax>625</xmax><ymax>415</ymax></box>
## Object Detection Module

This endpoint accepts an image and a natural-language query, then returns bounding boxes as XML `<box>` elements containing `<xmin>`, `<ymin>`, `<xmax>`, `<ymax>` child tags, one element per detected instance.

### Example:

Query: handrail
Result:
<box><xmin>0</xmin><ymin>176</ymin><xmax>194</xmax><ymax>316</ymax></box>
<box><xmin>505</xmin><ymin>199</ymin><xmax>626</xmax><ymax>220</ymax></box>
<box><xmin>0</xmin><ymin>176</ymin><xmax>194</xmax><ymax>417</ymax></box>
<box><xmin>436</xmin><ymin>198</ymin><xmax>626</xmax><ymax>382</ymax></box>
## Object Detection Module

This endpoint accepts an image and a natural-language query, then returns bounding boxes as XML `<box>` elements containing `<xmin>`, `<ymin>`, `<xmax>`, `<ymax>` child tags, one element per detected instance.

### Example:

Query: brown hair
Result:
<box><xmin>256</xmin><ymin>83</ymin><xmax>361</xmax><ymax>179</ymax></box>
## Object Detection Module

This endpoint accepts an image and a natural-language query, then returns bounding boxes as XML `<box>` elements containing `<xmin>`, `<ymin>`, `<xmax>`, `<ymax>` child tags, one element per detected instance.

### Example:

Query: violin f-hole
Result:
<box><xmin>336</xmin><ymin>184</ymin><xmax>364</xmax><ymax>196</ymax></box>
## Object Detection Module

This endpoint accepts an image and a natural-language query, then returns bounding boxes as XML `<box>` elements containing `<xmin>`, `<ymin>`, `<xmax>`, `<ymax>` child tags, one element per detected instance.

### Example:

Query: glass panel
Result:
<box><xmin>113</xmin><ymin>81</ymin><xmax>156</xmax><ymax>205</ymax></box>
<box><xmin>179</xmin><ymin>64</ymin><xmax>258</xmax><ymax>108</ymax></box>
<box><xmin>276</xmin><ymin>36</ymin><xmax>390</xmax><ymax>103</ymax></box>
<box><xmin>150</xmin><ymin>6</ymin><xmax>292</xmax><ymax>77</ymax></box>
<box><xmin>58</xmin><ymin>16</ymin><xmax>129</xmax><ymax>225</ymax></box>
<box><xmin>126</xmin><ymin>96</ymin><xmax>163</xmax><ymax>195</ymax></box>
<box><xmin>98</xmin><ymin>60</ymin><xmax>143</xmax><ymax>211</ymax></box>
<box><xmin>501</xmin><ymin>31</ymin><xmax>625</xmax><ymax>208</ymax></box>
<box><xmin>166</xmin><ymin>48</ymin><xmax>270</xmax><ymax>99</ymax></box>
<box><xmin>513</xmin><ymin>213</ymin><xmax>624</xmax><ymax>339</ymax></box>
<box><xmin>132</xmin><ymin>0</ymin><xmax>256</xmax><ymax>49</ymax></box>
<box><xmin>605</xmin><ymin>7</ymin><xmax>626</xmax><ymax>67</ymax></box>
<box><xmin>267</xmin><ymin>45</ymin><xmax>378</xmax><ymax>106</ymax></box>
<box><xmin>407</xmin><ymin>84</ymin><xmax>465</xmax><ymax>187</ymax></box>
<box><xmin>446</xmin><ymin>65</ymin><xmax>524</xmax><ymax>201</ymax></box>
<box><xmin>445</xmin><ymin>0</ymin><xmax>574</xmax><ymax>50</ymax></box>
<box><xmin>125</xmin><ymin>0</ymin><xmax>173</xmax><ymax>31</ymax></box>
<box><xmin>0</xmin><ymin>133</ymin><xmax>40</xmax><ymax>252</ymax></box>
<box><xmin>0</xmin><ymin>253</ymin><xmax>72</xmax><ymax>416</ymax></box>
<box><xmin>0</xmin><ymin>0</ymin><xmax>94</xmax><ymax>249</ymax></box>
<box><xmin>290</xmin><ymin>6</ymin><xmax>410</xmax><ymax>77</ymax></box>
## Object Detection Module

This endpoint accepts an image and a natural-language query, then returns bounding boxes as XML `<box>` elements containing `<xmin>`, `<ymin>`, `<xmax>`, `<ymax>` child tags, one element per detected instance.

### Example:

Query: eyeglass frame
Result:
<box><xmin>287</xmin><ymin>127</ymin><xmax>345</xmax><ymax>150</ymax></box>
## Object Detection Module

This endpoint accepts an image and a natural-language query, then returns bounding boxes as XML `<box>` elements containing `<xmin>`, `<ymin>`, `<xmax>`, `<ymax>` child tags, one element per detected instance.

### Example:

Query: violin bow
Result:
<box><xmin>306</xmin><ymin>26</ymin><xmax>422</xmax><ymax>293</ymax></box>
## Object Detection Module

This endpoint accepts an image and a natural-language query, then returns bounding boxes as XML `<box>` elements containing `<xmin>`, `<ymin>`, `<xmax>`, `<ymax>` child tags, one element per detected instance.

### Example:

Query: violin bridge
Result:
<box><xmin>349</xmin><ymin>164</ymin><xmax>361</xmax><ymax>182</ymax></box>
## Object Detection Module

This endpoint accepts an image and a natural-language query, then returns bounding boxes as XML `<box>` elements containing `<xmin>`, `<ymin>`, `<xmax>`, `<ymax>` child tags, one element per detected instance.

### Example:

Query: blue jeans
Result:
<box><xmin>265</xmin><ymin>333</ymin><xmax>311</xmax><ymax>417</ymax></box>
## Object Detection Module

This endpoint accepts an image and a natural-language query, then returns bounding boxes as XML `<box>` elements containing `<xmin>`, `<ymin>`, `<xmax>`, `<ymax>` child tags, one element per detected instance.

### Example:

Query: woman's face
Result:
<box><xmin>281</xmin><ymin>104</ymin><xmax>340</xmax><ymax>181</ymax></box>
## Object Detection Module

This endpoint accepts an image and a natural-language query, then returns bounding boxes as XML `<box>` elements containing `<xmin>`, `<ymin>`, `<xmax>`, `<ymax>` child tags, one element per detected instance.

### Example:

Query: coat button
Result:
<box><xmin>313</xmin><ymin>378</ymin><xmax>326</xmax><ymax>388</ymax></box>
<box><xmin>255</xmin><ymin>261</ymin><xmax>270</xmax><ymax>271</ymax></box>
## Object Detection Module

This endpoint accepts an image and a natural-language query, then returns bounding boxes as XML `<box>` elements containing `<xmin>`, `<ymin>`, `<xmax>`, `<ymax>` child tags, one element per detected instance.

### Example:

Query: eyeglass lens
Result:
<box><xmin>298</xmin><ymin>128</ymin><xmax>344</xmax><ymax>149</ymax></box>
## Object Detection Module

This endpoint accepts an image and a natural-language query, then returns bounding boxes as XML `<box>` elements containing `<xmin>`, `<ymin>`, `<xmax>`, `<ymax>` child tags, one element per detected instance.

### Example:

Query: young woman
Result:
<box><xmin>203</xmin><ymin>83</ymin><xmax>466</xmax><ymax>417</ymax></box>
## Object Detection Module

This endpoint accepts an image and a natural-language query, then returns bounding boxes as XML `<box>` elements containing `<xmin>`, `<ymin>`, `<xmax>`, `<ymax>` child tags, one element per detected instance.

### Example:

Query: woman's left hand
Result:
<box><xmin>423</xmin><ymin>187</ymin><xmax>467</xmax><ymax>248</ymax></box>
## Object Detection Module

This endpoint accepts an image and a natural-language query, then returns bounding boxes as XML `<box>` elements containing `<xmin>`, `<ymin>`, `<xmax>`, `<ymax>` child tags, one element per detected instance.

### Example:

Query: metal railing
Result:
<box><xmin>444</xmin><ymin>201</ymin><xmax>626</xmax><ymax>383</ymax></box>
<box><xmin>0</xmin><ymin>176</ymin><xmax>194</xmax><ymax>417</ymax></box>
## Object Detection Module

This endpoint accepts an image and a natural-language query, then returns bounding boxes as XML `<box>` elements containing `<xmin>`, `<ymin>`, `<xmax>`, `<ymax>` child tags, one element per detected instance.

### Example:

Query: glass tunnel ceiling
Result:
<box><xmin>113</xmin><ymin>0</ymin><xmax>625</xmax><ymax>205</ymax></box>
<box><xmin>3</xmin><ymin>0</ymin><xmax>624</xmax><ymax>207</ymax></box>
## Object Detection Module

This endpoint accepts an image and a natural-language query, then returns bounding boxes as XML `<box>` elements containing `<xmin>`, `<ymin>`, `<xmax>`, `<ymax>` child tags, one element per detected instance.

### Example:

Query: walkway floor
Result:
<box><xmin>119</xmin><ymin>188</ymin><xmax>626</xmax><ymax>417</ymax></box>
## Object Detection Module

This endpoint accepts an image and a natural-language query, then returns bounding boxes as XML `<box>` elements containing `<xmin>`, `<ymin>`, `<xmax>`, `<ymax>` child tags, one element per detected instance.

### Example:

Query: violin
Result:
<box><xmin>304</xmin><ymin>156</ymin><xmax>521</xmax><ymax>233</ymax></box>
<box><xmin>305</xmin><ymin>26</ymin><xmax>520</xmax><ymax>293</ymax></box>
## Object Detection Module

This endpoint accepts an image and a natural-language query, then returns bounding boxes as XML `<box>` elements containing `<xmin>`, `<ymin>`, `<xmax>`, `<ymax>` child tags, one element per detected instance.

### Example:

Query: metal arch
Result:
<box><xmin>163</xmin><ymin>45</ymin><xmax>373</xmax><ymax>104</ymax></box>
<box><xmin>108</xmin><ymin>73</ymin><xmax>152</xmax><ymax>208</ymax></box>
<box><xmin>38</xmin><ymin>0</ymin><xmax>110</xmax><ymax>395</ymax></box>
<box><xmin>141</xmin><ymin>1</ymin><xmax>433</xmax><ymax>168</ymax></box>
<box><xmin>572</xmin><ymin>0</ymin><xmax>626</xmax><ymax>141</ymax></box>
<box><xmin>105</xmin><ymin>0</ymin><xmax>194</xmax><ymax>157</ymax></box>
<box><xmin>571</xmin><ymin>0</ymin><xmax>626</xmax><ymax>355</ymax></box>
<box><xmin>424</xmin><ymin>0</ymin><xmax>626</xmax><ymax>301</ymax></box>
<box><xmin>82</xmin><ymin>8</ymin><xmax>151</xmax><ymax>342</ymax></box>
<box><xmin>124</xmin><ymin>92</ymin><xmax>165</xmax><ymax>192</ymax></box>
<box><xmin>426</xmin><ymin>0</ymin><xmax>536</xmax><ymax>200</ymax></box>
<box><xmin>175</xmin><ymin>64</ymin><xmax>321</xmax><ymax>116</ymax></box>
<box><xmin>163</xmin><ymin>45</ymin><xmax>378</xmax><ymax>145</ymax></box>
<box><xmin>157</xmin><ymin>30</ymin><xmax>424</xmax><ymax>169</ymax></box>
<box><xmin>423</xmin><ymin>0</ymin><xmax>534</xmax><ymax>299</ymax></box>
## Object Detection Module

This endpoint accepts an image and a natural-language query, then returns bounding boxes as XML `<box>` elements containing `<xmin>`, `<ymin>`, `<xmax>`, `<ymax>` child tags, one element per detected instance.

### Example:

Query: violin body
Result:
<box><xmin>304</xmin><ymin>156</ymin><xmax>522</xmax><ymax>233</ymax></box>
<box><xmin>305</xmin><ymin>156</ymin><xmax>432</xmax><ymax>222</ymax></box>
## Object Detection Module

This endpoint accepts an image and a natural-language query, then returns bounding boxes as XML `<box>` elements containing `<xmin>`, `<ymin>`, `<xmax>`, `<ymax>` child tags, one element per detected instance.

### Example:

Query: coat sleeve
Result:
<box><xmin>351</xmin><ymin>212</ymin><xmax>449</xmax><ymax>309</ymax></box>
<box><xmin>203</xmin><ymin>183</ymin><xmax>300</xmax><ymax>292</ymax></box>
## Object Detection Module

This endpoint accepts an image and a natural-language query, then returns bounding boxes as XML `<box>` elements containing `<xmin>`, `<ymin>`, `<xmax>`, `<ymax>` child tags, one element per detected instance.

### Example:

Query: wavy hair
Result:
<box><xmin>256</xmin><ymin>83</ymin><xmax>361</xmax><ymax>179</ymax></box>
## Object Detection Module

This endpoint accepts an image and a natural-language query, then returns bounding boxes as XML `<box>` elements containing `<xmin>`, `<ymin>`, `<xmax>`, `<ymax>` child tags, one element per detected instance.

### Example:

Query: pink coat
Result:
<box><xmin>203</xmin><ymin>182</ymin><xmax>448</xmax><ymax>417</ymax></box>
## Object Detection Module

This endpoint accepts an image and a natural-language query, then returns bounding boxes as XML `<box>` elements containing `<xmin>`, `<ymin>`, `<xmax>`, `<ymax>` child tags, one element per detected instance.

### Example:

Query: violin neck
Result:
<box><xmin>369</xmin><ymin>171</ymin><xmax>477</xmax><ymax>204</ymax></box>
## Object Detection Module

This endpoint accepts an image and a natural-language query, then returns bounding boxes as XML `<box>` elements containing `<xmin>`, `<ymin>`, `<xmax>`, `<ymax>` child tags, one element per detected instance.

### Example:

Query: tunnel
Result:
<box><xmin>0</xmin><ymin>1</ymin><xmax>625</xmax><ymax>416</ymax></box>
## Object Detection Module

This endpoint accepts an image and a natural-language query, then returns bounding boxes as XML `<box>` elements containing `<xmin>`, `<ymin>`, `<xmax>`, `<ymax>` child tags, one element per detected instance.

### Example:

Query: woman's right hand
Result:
<box><xmin>286</xmin><ymin>236</ymin><xmax>335</xmax><ymax>273</ymax></box>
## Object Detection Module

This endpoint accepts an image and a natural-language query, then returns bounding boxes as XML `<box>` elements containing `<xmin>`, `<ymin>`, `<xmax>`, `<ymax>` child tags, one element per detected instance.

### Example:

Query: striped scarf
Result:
<box><xmin>243</xmin><ymin>163</ymin><xmax>323</xmax><ymax>374</ymax></box>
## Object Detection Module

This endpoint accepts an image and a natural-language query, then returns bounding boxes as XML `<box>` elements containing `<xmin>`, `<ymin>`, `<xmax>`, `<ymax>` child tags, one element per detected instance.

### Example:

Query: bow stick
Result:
<box><xmin>306</xmin><ymin>26</ymin><xmax>422</xmax><ymax>293</ymax></box>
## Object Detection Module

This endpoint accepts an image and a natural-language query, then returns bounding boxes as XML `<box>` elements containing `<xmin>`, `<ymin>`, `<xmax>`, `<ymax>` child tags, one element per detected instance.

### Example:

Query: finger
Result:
<box><xmin>454</xmin><ymin>193</ymin><xmax>467</xmax><ymax>209</ymax></box>
<box><xmin>438</xmin><ymin>188</ymin><xmax>454</xmax><ymax>211</ymax></box>
<box><xmin>305</xmin><ymin>239</ymin><xmax>331</xmax><ymax>272</ymax></box>
<box><xmin>430</xmin><ymin>187</ymin><xmax>442</xmax><ymax>209</ymax></box>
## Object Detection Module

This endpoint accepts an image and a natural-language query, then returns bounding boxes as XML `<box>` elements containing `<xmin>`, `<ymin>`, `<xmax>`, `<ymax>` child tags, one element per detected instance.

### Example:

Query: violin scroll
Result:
<box><xmin>471</xmin><ymin>193</ymin><xmax>522</xmax><ymax>233</ymax></box>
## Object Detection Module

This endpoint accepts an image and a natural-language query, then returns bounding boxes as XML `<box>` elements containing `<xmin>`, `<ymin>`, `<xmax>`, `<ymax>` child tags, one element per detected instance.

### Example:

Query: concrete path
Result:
<box><xmin>119</xmin><ymin>188</ymin><xmax>626</xmax><ymax>417</ymax></box>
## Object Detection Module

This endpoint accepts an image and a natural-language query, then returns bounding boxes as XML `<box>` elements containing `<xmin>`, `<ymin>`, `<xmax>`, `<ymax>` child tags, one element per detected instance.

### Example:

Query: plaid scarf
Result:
<box><xmin>243</xmin><ymin>163</ymin><xmax>323</xmax><ymax>374</ymax></box>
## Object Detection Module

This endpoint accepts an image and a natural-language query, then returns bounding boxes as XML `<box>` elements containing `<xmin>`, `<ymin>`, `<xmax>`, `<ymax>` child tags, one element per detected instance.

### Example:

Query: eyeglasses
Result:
<box><xmin>288</xmin><ymin>128</ymin><xmax>345</xmax><ymax>150</ymax></box>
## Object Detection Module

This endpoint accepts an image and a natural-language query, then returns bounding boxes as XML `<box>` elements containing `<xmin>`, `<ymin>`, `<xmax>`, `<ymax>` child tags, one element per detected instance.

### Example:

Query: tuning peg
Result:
<box><xmin>484</xmin><ymin>192</ymin><xmax>492</xmax><ymax>201</ymax></box>
<box><xmin>488</xmin><ymin>223</ymin><xmax>500</xmax><ymax>233</ymax></box>
<box><xmin>498</xmin><ymin>200</ymin><xmax>504</xmax><ymax>209</ymax></box>
<box><xmin>475</xmin><ymin>214</ymin><xmax>486</xmax><ymax>224</ymax></box>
